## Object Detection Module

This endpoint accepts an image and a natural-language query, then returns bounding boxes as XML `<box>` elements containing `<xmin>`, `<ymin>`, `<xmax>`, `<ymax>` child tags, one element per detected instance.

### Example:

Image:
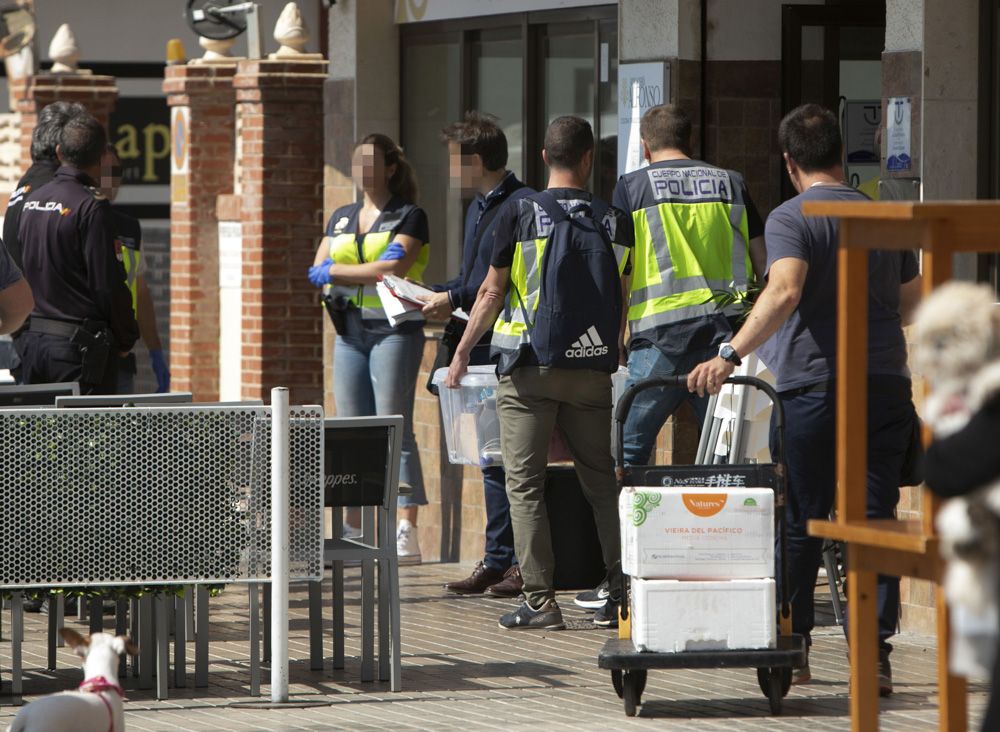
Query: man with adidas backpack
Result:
<box><xmin>445</xmin><ymin>116</ymin><xmax>633</xmax><ymax>630</ymax></box>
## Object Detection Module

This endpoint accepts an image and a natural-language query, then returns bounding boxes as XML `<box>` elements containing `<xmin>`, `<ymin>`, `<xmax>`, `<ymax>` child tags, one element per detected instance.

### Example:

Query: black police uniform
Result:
<box><xmin>16</xmin><ymin>166</ymin><xmax>139</xmax><ymax>394</ymax></box>
<box><xmin>3</xmin><ymin>159</ymin><xmax>59</xmax><ymax>270</ymax></box>
<box><xmin>3</xmin><ymin>160</ymin><xmax>59</xmax><ymax>374</ymax></box>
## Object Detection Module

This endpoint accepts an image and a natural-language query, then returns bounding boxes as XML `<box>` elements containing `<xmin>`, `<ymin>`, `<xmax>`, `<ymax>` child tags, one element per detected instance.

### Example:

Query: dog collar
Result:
<box><xmin>79</xmin><ymin>676</ymin><xmax>123</xmax><ymax>732</ymax></box>
<box><xmin>79</xmin><ymin>676</ymin><xmax>124</xmax><ymax>696</ymax></box>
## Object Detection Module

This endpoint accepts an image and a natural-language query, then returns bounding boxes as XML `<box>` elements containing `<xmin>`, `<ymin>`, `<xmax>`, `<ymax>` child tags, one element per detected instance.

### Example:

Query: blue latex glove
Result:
<box><xmin>149</xmin><ymin>349</ymin><xmax>170</xmax><ymax>393</ymax></box>
<box><xmin>308</xmin><ymin>258</ymin><xmax>334</xmax><ymax>287</ymax></box>
<box><xmin>378</xmin><ymin>242</ymin><xmax>407</xmax><ymax>262</ymax></box>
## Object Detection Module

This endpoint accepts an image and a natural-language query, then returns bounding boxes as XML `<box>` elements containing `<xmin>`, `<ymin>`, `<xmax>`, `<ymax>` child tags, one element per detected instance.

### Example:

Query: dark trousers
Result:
<box><xmin>771</xmin><ymin>375</ymin><xmax>913</xmax><ymax>651</ymax></box>
<box><xmin>482</xmin><ymin>465</ymin><xmax>515</xmax><ymax>571</ymax></box>
<box><xmin>15</xmin><ymin>331</ymin><xmax>119</xmax><ymax>395</ymax></box>
<box><xmin>471</xmin><ymin>346</ymin><xmax>516</xmax><ymax>571</ymax></box>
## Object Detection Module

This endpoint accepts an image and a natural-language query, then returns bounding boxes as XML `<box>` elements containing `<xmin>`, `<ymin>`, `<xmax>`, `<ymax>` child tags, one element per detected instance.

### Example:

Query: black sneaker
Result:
<box><xmin>593</xmin><ymin>598</ymin><xmax>619</xmax><ymax>628</ymax></box>
<box><xmin>574</xmin><ymin>580</ymin><xmax>610</xmax><ymax>609</ymax></box>
<box><xmin>498</xmin><ymin>599</ymin><xmax>565</xmax><ymax>630</ymax></box>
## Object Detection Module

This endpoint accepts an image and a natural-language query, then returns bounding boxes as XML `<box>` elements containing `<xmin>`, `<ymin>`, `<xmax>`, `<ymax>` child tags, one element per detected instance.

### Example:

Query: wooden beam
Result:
<box><xmin>847</xmin><ymin>552</ymin><xmax>880</xmax><ymax>731</ymax></box>
<box><xmin>808</xmin><ymin>518</ymin><xmax>932</xmax><ymax>554</ymax></box>
<box><xmin>936</xmin><ymin>583</ymin><xmax>968</xmax><ymax>731</ymax></box>
<box><xmin>837</xmin><ymin>234</ymin><xmax>869</xmax><ymax>523</ymax></box>
<box><xmin>850</xmin><ymin>543</ymin><xmax>942</xmax><ymax>583</ymax></box>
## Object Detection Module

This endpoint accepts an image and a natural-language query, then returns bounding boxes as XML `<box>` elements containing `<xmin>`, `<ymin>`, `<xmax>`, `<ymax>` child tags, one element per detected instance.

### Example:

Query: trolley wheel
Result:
<box><xmin>756</xmin><ymin>667</ymin><xmax>791</xmax><ymax>696</ymax></box>
<box><xmin>623</xmin><ymin>670</ymin><xmax>644</xmax><ymax>717</ymax></box>
<box><xmin>611</xmin><ymin>668</ymin><xmax>623</xmax><ymax>698</ymax></box>
<box><xmin>758</xmin><ymin>668</ymin><xmax>783</xmax><ymax>715</ymax></box>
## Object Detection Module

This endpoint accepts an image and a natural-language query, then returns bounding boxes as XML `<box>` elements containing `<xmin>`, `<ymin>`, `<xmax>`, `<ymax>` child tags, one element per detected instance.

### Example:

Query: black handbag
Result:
<box><xmin>426</xmin><ymin>318</ymin><xmax>466</xmax><ymax>395</ymax></box>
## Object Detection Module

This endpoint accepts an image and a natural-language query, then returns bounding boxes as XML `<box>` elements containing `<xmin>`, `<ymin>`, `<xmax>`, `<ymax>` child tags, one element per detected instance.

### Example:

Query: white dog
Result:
<box><xmin>912</xmin><ymin>282</ymin><xmax>1000</xmax><ymax>679</ymax></box>
<box><xmin>6</xmin><ymin>629</ymin><xmax>138</xmax><ymax>732</ymax></box>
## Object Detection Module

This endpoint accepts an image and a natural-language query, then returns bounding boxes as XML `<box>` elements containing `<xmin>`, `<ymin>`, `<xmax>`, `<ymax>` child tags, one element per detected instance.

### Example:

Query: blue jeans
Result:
<box><xmin>771</xmin><ymin>376</ymin><xmax>912</xmax><ymax>652</ymax></box>
<box><xmin>333</xmin><ymin>325</ymin><xmax>427</xmax><ymax>506</ymax></box>
<box><xmin>621</xmin><ymin>344</ymin><xmax>715</xmax><ymax>466</ymax></box>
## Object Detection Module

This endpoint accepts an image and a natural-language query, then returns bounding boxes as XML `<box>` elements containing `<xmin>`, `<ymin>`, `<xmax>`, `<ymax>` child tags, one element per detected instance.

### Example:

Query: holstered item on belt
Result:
<box><xmin>30</xmin><ymin>316</ymin><xmax>112</xmax><ymax>385</ymax></box>
<box><xmin>70</xmin><ymin>320</ymin><xmax>112</xmax><ymax>385</ymax></box>
<box><xmin>322</xmin><ymin>292</ymin><xmax>350</xmax><ymax>335</ymax></box>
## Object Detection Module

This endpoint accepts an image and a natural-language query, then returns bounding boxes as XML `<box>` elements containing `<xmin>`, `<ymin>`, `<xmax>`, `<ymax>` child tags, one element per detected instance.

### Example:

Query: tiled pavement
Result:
<box><xmin>0</xmin><ymin>564</ymin><xmax>989</xmax><ymax>731</ymax></box>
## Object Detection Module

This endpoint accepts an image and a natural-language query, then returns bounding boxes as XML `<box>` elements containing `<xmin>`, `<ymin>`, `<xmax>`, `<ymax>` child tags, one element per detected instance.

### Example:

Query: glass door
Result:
<box><xmin>400</xmin><ymin>6</ymin><xmax>617</xmax><ymax>278</ymax></box>
<box><xmin>401</xmin><ymin>32</ymin><xmax>462</xmax><ymax>285</ymax></box>
<box><xmin>781</xmin><ymin>4</ymin><xmax>886</xmax><ymax>200</ymax></box>
<box><xmin>470</xmin><ymin>28</ymin><xmax>525</xmax><ymax>181</ymax></box>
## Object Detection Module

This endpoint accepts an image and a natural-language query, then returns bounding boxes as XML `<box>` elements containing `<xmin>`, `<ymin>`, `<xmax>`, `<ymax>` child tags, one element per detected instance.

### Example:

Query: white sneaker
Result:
<box><xmin>342</xmin><ymin>523</ymin><xmax>362</xmax><ymax>539</ymax></box>
<box><xmin>396</xmin><ymin>519</ymin><xmax>422</xmax><ymax>565</ymax></box>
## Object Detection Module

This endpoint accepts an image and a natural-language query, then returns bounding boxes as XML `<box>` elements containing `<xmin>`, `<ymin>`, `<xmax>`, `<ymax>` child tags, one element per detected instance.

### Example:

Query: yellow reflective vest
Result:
<box><xmin>491</xmin><ymin>194</ymin><xmax>630</xmax><ymax>374</ymax></box>
<box><xmin>616</xmin><ymin>161</ymin><xmax>753</xmax><ymax>345</ymax></box>
<box><xmin>323</xmin><ymin>200</ymin><xmax>429</xmax><ymax>321</ymax></box>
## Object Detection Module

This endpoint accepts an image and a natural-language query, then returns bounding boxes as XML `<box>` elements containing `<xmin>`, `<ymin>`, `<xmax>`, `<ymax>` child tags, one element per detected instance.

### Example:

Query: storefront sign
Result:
<box><xmin>618</xmin><ymin>62</ymin><xmax>669</xmax><ymax>177</ymax></box>
<box><xmin>395</xmin><ymin>0</ymin><xmax>609</xmax><ymax>23</ymax></box>
<box><xmin>110</xmin><ymin>97</ymin><xmax>171</xmax><ymax>186</ymax></box>
<box><xmin>886</xmin><ymin>97</ymin><xmax>912</xmax><ymax>172</ymax></box>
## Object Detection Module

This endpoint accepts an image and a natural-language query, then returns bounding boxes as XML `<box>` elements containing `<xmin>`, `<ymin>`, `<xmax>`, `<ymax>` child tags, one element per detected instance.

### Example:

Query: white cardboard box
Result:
<box><xmin>620</xmin><ymin>486</ymin><xmax>774</xmax><ymax>579</ymax></box>
<box><xmin>631</xmin><ymin>578</ymin><xmax>776</xmax><ymax>653</ymax></box>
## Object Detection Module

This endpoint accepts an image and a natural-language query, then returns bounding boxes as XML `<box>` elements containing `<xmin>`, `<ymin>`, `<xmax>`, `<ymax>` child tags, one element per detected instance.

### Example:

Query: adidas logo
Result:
<box><xmin>565</xmin><ymin>326</ymin><xmax>609</xmax><ymax>359</ymax></box>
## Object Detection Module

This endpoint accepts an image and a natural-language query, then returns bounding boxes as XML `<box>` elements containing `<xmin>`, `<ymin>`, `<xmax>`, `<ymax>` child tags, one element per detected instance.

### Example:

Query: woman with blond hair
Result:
<box><xmin>308</xmin><ymin>133</ymin><xmax>429</xmax><ymax>563</ymax></box>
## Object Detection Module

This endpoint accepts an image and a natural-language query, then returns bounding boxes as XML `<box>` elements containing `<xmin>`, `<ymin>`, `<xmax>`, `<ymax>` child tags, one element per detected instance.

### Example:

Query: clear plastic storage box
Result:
<box><xmin>432</xmin><ymin>366</ymin><xmax>502</xmax><ymax>467</ymax></box>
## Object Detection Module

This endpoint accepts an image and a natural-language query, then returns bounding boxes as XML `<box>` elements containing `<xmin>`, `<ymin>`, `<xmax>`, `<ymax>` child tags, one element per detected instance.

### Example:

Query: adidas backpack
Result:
<box><xmin>524</xmin><ymin>191</ymin><xmax>623</xmax><ymax>373</ymax></box>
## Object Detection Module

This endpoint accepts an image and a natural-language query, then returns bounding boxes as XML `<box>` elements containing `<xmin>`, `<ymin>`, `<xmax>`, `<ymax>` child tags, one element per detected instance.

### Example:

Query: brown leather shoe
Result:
<box><xmin>485</xmin><ymin>565</ymin><xmax>523</xmax><ymax>598</ymax></box>
<box><xmin>444</xmin><ymin>561</ymin><xmax>504</xmax><ymax>595</ymax></box>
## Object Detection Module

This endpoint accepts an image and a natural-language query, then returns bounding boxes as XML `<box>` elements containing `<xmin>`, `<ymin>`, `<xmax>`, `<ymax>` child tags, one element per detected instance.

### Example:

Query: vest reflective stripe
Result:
<box><xmin>324</xmin><ymin>229</ymin><xmax>430</xmax><ymax>320</ymax></box>
<box><xmin>491</xmin><ymin>234</ymin><xmax>629</xmax><ymax>354</ymax></box>
<box><xmin>629</xmin><ymin>198</ymin><xmax>751</xmax><ymax>334</ymax></box>
<box><xmin>120</xmin><ymin>248</ymin><xmax>140</xmax><ymax>313</ymax></box>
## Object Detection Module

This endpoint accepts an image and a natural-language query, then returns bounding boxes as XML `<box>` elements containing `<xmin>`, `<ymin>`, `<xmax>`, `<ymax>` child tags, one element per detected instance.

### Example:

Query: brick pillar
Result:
<box><xmin>12</xmin><ymin>72</ymin><xmax>119</xmax><ymax>172</ymax></box>
<box><xmin>163</xmin><ymin>64</ymin><xmax>238</xmax><ymax>401</ymax></box>
<box><xmin>234</xmin><ymin>59</ymin><xmax>327</xmax><ymax>404</ymax></box>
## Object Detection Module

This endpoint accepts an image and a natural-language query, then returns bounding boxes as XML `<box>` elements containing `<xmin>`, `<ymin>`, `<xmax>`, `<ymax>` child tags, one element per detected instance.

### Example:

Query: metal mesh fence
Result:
<box><xmin>0</xmin><ymin>405</ymin><xmax>323</xmax><ymax>589</ymax></box>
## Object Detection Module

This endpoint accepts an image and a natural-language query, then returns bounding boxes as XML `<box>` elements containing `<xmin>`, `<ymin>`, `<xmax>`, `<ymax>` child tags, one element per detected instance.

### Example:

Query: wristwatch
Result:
<box><xmin>719</xmin><ymin>342</ymin><xmax>742</xmax><ymax>366</ymax></box>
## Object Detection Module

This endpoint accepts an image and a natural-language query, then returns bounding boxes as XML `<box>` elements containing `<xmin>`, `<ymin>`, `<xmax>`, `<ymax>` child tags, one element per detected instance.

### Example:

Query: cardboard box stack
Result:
<box><xmin>620</xmin><ymin>486</ymin><xmax>777</xmax><ymax>653</ymax></box>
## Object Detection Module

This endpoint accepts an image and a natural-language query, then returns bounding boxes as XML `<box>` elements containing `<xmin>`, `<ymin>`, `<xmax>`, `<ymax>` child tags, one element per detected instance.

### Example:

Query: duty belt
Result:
<box><xmin>28</xmin><ymin>316</ymin><xmax>84</xmax><ymax>339</ymax></box>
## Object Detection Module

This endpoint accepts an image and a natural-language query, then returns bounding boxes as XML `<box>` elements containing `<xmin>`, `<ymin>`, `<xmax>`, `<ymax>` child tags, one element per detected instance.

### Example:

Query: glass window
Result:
<box><xmin>471</xmin><ymin>28</ymin><xmax>524</xmax><ymax>180</ymax></box>
<box><xmin>597</xmin><ymin>19</ymin><xmax>618</xmax><ymax>202</ymax></box>
<box><xmin>401</xmin><ymin>34</ymin><xmax>462</xmax><ymax>284</ymax></box>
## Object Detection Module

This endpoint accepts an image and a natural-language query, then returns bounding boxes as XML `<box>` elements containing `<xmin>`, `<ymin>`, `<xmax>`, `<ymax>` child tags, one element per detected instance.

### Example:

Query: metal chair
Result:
<box><xmin>309</xmin><ymin>415</ymin><xmax>403</xmax><ymax>691</ymax></box>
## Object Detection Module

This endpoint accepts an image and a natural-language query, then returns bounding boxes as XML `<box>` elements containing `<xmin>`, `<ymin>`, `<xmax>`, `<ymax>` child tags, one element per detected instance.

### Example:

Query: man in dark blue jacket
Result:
<box><xmin>422</xmin><ymin>112</ymin><xmax>532</xmax><ymax>597</ymax></box>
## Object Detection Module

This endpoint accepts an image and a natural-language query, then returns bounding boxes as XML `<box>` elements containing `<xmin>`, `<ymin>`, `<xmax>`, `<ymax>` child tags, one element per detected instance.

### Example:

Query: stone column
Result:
<box><xmin>163</xmin><ymin>63</ymin><xmax>238</xmax><ymax>401</ymax></box>
<box><xmin>233</xmin><ymin>58</ymin><xmax>327</xmax><ymax>404</ymax></box>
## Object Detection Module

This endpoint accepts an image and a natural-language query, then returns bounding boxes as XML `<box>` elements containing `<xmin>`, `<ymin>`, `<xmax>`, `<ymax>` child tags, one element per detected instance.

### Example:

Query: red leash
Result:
<box><xmin>78</xmin><ymin>676</ymin><xmax>124</xmax><ymax>732</ymax></box>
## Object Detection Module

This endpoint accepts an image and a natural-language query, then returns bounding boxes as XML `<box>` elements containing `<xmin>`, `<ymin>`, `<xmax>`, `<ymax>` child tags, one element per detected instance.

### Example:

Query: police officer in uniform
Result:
<box><xmin>16</xmin><ymin>114</ymin><xmax>138</xmax><ymax>393</ymax></box>
<box><xmin>446</xmin><ymin>116</ymin><xmax>633</xmax><ymax>631</ymax></box>
<box><xmin>1</xmin><ymin>101</ymin><xmax>87</xmax><ymax>377</ymax></box>
<box><xmin>613</xmin><ymin>104</ymin><xmax>766</xmax><ymax>466</ymax></box>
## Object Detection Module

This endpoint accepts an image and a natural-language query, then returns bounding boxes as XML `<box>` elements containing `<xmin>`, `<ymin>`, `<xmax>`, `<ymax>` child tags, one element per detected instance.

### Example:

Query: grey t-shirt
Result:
<box><xmin>756</xmin><ymin>185</ymin><xmax>918</xmax><ymax>392</ymax></box>
<box><xmin>0</xmin><ymin>238</ymin><xmax>22</xmax><ymax>291</ymax></box>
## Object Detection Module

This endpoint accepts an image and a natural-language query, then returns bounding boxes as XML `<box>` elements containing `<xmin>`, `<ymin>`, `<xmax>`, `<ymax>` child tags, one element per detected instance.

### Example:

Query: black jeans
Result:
<box><xmin>771</xmin><ymin>375</ymin><xmax>914</xmax><ymax>651</ymax></box>
<box><xmin>15</xmin><ymin>331</ymin><xmax>119</xmax><ymax>395</ymax></box>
